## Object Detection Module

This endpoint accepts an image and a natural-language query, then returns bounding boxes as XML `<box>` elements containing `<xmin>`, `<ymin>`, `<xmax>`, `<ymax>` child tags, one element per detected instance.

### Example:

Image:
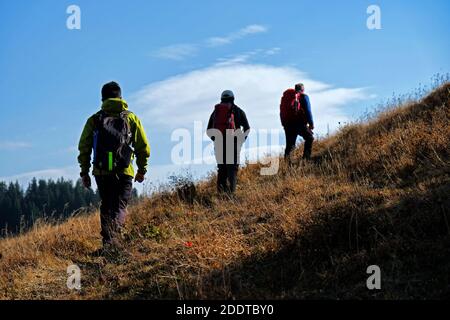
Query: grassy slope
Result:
<box><xmin>0</xmin><ymin>83</ymin><xmax>449</xmax><ymax>300</ymax></box>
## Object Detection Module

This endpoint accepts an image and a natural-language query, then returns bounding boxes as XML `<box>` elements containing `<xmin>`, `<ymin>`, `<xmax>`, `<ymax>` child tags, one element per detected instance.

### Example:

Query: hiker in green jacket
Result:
<box><xmin>78</xmin><ymin>81</ymin><xmax>150</xmax><ymax>247</ymax></box>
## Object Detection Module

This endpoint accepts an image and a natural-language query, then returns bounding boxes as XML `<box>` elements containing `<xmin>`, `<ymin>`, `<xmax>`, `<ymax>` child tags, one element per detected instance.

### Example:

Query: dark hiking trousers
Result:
<box><xmin>217</xmin><ymin>164</ymin><xmax>239</xmax><ymax>194</ymax></box>
<box><xmin>215</xmin><ymin>134</ymin><xmax>241</xmax><ymax>194</ymax></box>
<box><xmin>284</xmin><ymin>124</ymin><xmax>314</xmax><ymax>160</ymax></box>
<box><xmin>95</xmin><ymin>174</ymin><xmax>133</xmax><ymax>245</ymax></box>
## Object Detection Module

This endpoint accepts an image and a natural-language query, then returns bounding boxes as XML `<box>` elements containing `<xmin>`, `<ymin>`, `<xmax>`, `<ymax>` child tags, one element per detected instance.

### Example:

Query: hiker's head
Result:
<box><xmin>295</xmin><ymin>83</ymin><xmax>305</xmax><ymax>93</ymax></box>
<box><xmin>221</xmin><ymin>90</ymin><xmax>235</xmax><ymax>103</ymax></box>
<box><xmin>101</xmin><ymin>81</ymin><xmax>122</xmax><ymax>101</ymax></box>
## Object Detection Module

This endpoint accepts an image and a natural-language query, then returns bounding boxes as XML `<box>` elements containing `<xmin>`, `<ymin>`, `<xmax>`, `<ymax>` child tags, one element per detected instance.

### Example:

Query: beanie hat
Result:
<box><xmin>295</xmin><ymin>83</ymin><xmax>305</xmax><ymax>93</ymax></box>
<box><xmin>221</xmin><ymin>90</ymin><xmax>235</xmax><ymax>102</ymax></box>
<box><xmin>101</xmin><ymin>81</ymin><xmax>122</xmax><ymax>101</ymax></box>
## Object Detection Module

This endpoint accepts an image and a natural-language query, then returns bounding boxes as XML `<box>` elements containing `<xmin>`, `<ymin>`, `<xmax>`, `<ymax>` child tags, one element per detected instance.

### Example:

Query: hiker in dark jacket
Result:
<box><xmin>281</xmin><ymin>83</ymin><xmax>314</xmax><ymax>161</ymax></box>
<box><xmin>207</xmin><ymin>90</ymin><xmax>250</xmax><ymax>194</ymax></box>
<box><xmin>78</xmin><ymin>81</ymin><xmax>150</xmax><ymax>248</ymax></box>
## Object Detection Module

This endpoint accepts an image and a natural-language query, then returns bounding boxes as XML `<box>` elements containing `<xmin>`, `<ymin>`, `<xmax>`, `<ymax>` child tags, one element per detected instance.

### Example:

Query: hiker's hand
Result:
<box><xmin>135</xmin><ymin>172</ymin><xmax>145</xmax><ymax>183</ymax></box>
<box><xmin>81</xmin><ymin>174</ymin><xmax>91</xmax><ymax>189</ymax></box>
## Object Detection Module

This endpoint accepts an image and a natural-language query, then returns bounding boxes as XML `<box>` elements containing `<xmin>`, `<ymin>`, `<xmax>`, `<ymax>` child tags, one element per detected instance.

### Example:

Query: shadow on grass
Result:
<box><xmin>150</xmin><ymin>182</ymin><xmax>450</xmax><ymax>300</ymax></box>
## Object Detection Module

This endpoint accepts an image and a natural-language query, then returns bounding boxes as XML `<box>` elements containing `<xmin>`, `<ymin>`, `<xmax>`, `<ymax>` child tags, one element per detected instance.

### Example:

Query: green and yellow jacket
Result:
<box><xmin>77</xmin><ymin>98</ymin><xmax>150</xmax><ymax>177</ymax></box>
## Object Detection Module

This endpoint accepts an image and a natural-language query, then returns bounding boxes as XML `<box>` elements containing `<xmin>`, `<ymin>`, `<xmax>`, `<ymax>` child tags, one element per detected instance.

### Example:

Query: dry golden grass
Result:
<box><xmin>0</xmin><ymin>83</ymin><xmax>449</xmax><ymax>300</ymax></box>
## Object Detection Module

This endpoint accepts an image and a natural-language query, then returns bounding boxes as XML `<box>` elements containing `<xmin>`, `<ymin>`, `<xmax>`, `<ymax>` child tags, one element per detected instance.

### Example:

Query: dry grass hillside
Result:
<box><xmin>0</xmin><ymin>82</ymin><xmax>449</xmax><ymax>300</ymax></box>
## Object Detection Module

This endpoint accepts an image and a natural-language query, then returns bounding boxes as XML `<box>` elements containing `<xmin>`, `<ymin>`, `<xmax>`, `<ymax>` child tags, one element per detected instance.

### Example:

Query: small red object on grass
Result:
<box><xmin>184</xmin><ymin>241</ymin><xmax>193</xmax><ymax>247</ymax></box>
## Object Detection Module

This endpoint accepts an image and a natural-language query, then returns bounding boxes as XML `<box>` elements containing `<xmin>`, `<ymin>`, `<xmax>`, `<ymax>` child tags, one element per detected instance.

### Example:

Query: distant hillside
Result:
<box><xmin>1</xmin><ymin>82</ymin><xmax>449</xmax><ymax>299</ymax></box>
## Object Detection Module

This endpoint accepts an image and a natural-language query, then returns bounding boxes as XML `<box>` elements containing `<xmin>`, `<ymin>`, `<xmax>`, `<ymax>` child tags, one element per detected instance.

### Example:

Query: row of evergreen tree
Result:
<box><xmin>0</xmin><ymin>178</ymin><xmax>102</xmax><ymax>236</ymax></box>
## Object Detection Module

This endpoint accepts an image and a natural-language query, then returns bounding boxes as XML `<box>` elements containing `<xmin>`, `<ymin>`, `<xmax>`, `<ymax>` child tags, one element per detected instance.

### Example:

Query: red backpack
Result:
<box><xmin>280</xmin><ymin>89</ymin><xmax>305</xmax><ymax>126</ymax></box>
<box><xmin>213</xmin><ymin>103</ymin><xmax>236</xmax><ymax>133</ymax></box>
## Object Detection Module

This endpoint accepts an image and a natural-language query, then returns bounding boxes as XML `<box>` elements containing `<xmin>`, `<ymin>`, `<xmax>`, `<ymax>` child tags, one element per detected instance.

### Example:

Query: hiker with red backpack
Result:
<box><xmin>207</xmin><ymin>90</ymin><xmax>250</xmax><ymax>194</ymax></box>
<box><xmin>280</xmin><ymin>83</ymin><xmax>314</xmax><ymax>162</ymax></box>
<box><xmin>77</xmin><ymin>82</ymin><xmax>150</xmax><ymax>248</ymax></box>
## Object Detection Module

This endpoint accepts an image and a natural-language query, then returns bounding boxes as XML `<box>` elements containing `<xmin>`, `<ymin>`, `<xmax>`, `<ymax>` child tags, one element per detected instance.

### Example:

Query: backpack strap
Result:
<box><xmin>119</xmin><ymin>110</ymin><xmax>133</xmax><ymax>144</ymax></box>
<box><xmin>292</xmin><ymin>93</ymin><xmax>302</xmax><ymax>113</ymax></box>
<box><xmin>119</xmin><ymin>110</ymin><xmax>131</xmax><ymax>119</ymax></box>
<box><xmin>230</xmin><ymin>104</ymin><xmax>238</xmax><ymax>124</ymax></box>
<box><xmin>93</xmin><ymin>110</ymin><xmax>106</xmax><ymax>130</ymax></box>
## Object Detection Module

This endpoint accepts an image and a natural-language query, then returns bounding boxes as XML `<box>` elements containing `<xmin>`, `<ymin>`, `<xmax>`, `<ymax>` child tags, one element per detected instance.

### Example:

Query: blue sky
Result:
<box><xmin>0</xmin><ymin>0</ymin><xmax>449</xmax><ymax>189</ymax></box>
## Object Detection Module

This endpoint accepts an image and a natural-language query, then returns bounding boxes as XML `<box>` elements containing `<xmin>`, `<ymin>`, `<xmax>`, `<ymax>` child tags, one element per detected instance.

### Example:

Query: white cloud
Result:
<box><xmin>214</xmin><ymin>47</ymin><xmax>281</xmax><ymax>66</ymax></box>
<box><xmin>153</xmin><ymin>44</ymin><xmax>198</xmax><ymax>61</ymax></box>
<box><xmin>0</xmin><ymin>141</ymin><xmax>31</xmax><ymax>150</ymax></box>
<box><xmin>206</xmin><ymin>24</ymin><xmax>268</xmax><ymax>47</ymax></box>
<box><xmin>130</xmin><ymin>63</ymin><xmax>372</xmax><ymax>135</ymax></box>
<box><xmin>215</xmin><ymin>51</ymin><xmax>259</xmax><ymax>66</ymax></box>
<box><xmin>240</xmin><ymin>24</ymin><xmax>268</xmax><ymax>35</ymax></box>
<box><xmin>153</xmin><ymin>24</ymin><xmax>268</xmax><ymax>60</ymax></box>
<box><xmin>265</xmin><ymin>47</ymin><xmax>281</xmax><ymax>56</ymax></box>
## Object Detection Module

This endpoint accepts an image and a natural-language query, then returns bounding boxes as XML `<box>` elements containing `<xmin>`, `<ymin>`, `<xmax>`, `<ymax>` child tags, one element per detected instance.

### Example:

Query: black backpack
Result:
<box><xmin>93</xmin><ymin>110</ymin><xmax>133</xmax><ymax>172</ymax></box>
